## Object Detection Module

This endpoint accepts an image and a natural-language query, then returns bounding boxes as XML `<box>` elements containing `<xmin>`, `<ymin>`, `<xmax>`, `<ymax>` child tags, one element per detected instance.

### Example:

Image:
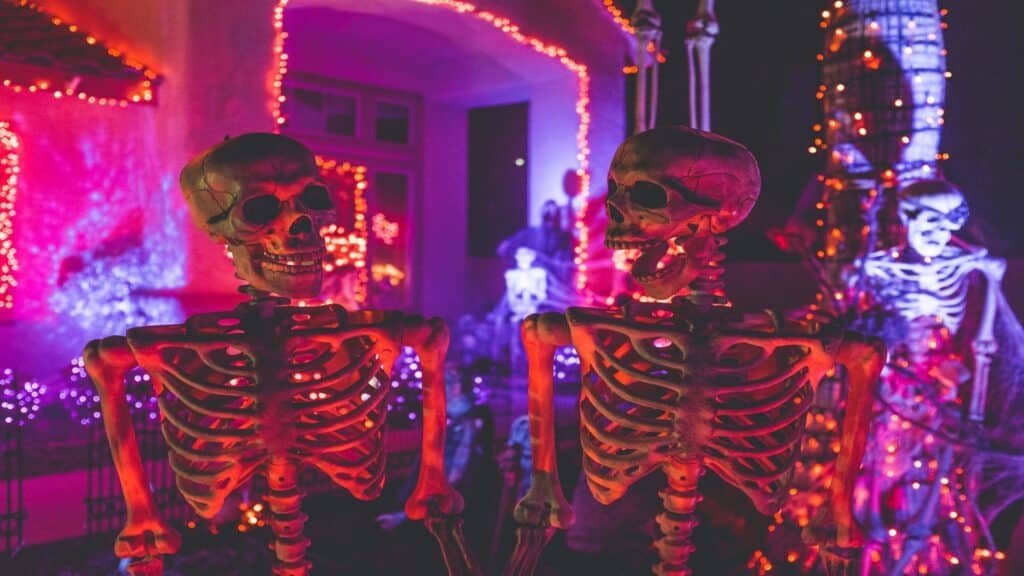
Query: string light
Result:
<box><xmin>371</xmin><ymin>213</ymin><xmax>400</xmax><ymax>246</ymax></box>
<box><xmin>270</xmin><ymin>0</ymin><xmax>593</xmax><ymax>299</ymax></box>
<box><xmin>601</xmin><ymin>0</ymin><xmax>634</xmax><ymax>34</ymax></box>
<box><xmin>0</xmin><ymin>1</ymin><xmax>159</xmax><ymax>106</ymax></box>
<box><xmin>1</xmin><ymin>367</ymin><xmax>45</xmax><ymax>427</ymax></box>
<box><xmin>0</xmin><ymin>121</ymin><xmax>19</xmax><ymax>318</ymax></box>
<box><xmin>315</xmin><ymin>157</ymin><xmax>368</xmax><ymax>305</ymax></box>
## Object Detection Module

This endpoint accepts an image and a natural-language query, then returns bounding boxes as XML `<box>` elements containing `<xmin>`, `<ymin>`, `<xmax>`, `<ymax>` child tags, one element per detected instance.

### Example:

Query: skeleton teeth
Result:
<box><xmin>606</xmin><ymin>238</ymin><xmax>660</xmax><ymax>250</ymax></box>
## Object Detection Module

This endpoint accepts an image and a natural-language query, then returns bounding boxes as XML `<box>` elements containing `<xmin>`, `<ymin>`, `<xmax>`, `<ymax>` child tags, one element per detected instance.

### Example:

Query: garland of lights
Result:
<box><xmin>753</xmin><ymin>4</ymin><xmax>1006</xmax><ymax>575</ymax></box>
<box><xmin>59</xmin><ymin>356</ymin><xmax>159</xmax><ymax>426</ymax></box>
<box><xmin>1</xmin><ymin>0</ymin><xmax>159</xmax><ymax>106</ymax></box>
<box><xmin>0</xmin><ymin>121</ymin><xmax>18</xmax><ymax>318</ymax></box>
<box><xmin>0</xmin><ymin>367</ymin><xmax>44</xmax><ymax>428</ymax></box>
<box><xmin>804</xmin><ymin>0</ymin><xmax>953</xmax><ymax>309</ymax></box>
<box><xmin>269</xmin><ymin>0</ymin><xmax>594</xmax><ymax>299</ymax></box>
<box><xmin>315</xmin><ymin>156</ymin><xmax>369</xmax><ymax>306</ymax></box>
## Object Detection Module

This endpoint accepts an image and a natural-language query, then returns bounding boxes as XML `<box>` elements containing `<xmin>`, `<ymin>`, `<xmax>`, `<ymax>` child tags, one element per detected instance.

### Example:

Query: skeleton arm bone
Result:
<box><xmin>398</xmin><ymin>315</ymin><xmax>465</xmax><ymax>520</ymax></box>
<box><xmin>968</xmin><ymin>255</ymin><xmax>1005</xmax><ymax>421</ymax></box>
<box><xmin>831</xmin><ymin>333</ymin><xmax>885</xmax><ymax>548</ymax></box>
<box><xmin>83</xmin><ymin>336</ymin><xmax>181</xmax><ymax>568</ymax></box>
<box><xmin>513</xmin><ymin>312</ymin><xmax>574</xmax><ymax>529</ymax></box>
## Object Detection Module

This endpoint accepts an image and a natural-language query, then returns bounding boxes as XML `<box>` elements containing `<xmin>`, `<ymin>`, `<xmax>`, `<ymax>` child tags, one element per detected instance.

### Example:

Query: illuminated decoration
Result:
<box><xmin>58</xmin><ymin>356</ymin><xmax>158</xmax><ymax>426</ymax></box>
<box><xmin>89</xmin><ymin>132</ymin><xmax>466</xmax><ymax>575</ymax></box>
<box><xmin>504</xmin><ymin>247</ymin><xmax>547</xmax><ymax>321</ymax></box>
<box><xmin>0</xmin><ymin>1</ymin><xmax>160</xmax><ymax>106</ymax></box>
<box><xmin>371</xmin><ymin>213</ymin><xmax>399</xmax><ymax>246</ymax></box>
<box><xmin>552</xmin><ymin>345</ymin><xmax>580</xmax><ymax>386</ymax></box>
<box><xmin>315</xmin><ymin>156</ymin><xmax>368</xmax><ymax>306</ymax></box>
<box><xmin>796</xmin><ymin>0</ymin><xmax>950</xmax><ymax>300</ymax></box>
<box><xmin>386</xmin><ymin>346</ymin><xmax>424</xmax><ymax>428</ymax></box>
<box><xmin>601</xmin><ymin>0</ymin><xmax>634</xmax><ymax>34</ymax></box>
<box><xmin>371</xmin><ymin>263</ymin><xmax>405</xmax><ymax>288</ymax></box>
<box><xmin>0</xmin><ymin>368</ymin><xmax>45</xmax><ymax>427</ymax></box>
<box><xmin>269</xmin><ymin>0</ymin><xmax>594</xmax><ymax>298</ymax></box>
<box><xmin>0</xmin><ymin>121</ymin><xmax>18</xmax><ymax>320</ymax></box>
<box><xmin>511</xmin><ymin>127</ymin><xmax>883</xmax><ymax>576</ymax></box>
<box><xmin>235</xmin><ymin>501</ymin><xmax>267</xmax><ymax>533</ymax></box>
<box><xmin>763</xmin><ymin>7</ymin><xmax>1022</xmax><ymax>573</ymax></box>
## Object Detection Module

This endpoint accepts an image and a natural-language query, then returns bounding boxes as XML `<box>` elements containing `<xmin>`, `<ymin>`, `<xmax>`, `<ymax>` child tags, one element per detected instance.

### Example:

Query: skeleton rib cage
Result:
<box><xmin>567</xmin><ymin>302</ymin><xmax>839</xmax><ymax>513</ymax></box>
<box><xmin>864</xmin><ymin>247</ymin><xmax>988</xmax><ymax>335</ymax></box>
<box><xmin>126</xmin><ymin>302</ymin><xmax>396</xmax><ymax>519</ymax></box>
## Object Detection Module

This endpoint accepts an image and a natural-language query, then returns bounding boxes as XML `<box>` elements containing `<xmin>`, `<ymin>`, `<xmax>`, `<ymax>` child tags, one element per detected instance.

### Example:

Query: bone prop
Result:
<box><xmin>84</xmin><ymin>336</ymin><xmax>181</xmax><ymax>574</ymax></box>
<box><xmin>653</xmin><ymin>458</ymin><xmax>703</xmax><ymax>576</ymax></box>
<box><xmin>968</xmin><ymin>257</ymin><xmax>1004</xmax><ymax>422</ymax></box>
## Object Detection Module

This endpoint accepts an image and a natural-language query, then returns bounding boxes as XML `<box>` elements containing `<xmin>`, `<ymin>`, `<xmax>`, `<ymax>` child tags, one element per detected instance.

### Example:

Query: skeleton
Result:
<box><xmin>507</xmin><ymin>127</ymin><xmax>884</xmax><ymax>576</ymax></box>
<box><xmin>83</xmin><ymin>134</ymin><xmax>469</xmax><ymax>576</ymax></box>
<box><xmin>856</xmin><ymin>180</ymin><xmax>1006</xmax><ymax>574</ymax></box>
<box><xmin>863</xmin><ymin>180</ymin><xmax>1004</xmax><ymax>423</ymax></box>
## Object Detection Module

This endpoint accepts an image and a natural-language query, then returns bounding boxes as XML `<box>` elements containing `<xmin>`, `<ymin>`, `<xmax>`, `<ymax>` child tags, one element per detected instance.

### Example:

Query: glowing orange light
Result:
<box><xmin>270</xmin><ymin>0</ymin><xmax>593</xmax><ymax>298</ymax></box>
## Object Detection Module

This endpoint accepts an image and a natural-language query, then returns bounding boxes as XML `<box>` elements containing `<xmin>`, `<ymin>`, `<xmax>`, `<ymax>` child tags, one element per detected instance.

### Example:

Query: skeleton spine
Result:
<box><xmin>653</xmin><ymin>458</ymin><xmax>703</xmax><ymax>576</ymax></box>
<box><xmin>689</xmin><ymin>235</ymin><xmax>728</xmax><ymax>308</ymax></box>
<box><xmin>265</xmin><ymin>456</ymin><xmax>311</xmax><ymax>576</ymax></box>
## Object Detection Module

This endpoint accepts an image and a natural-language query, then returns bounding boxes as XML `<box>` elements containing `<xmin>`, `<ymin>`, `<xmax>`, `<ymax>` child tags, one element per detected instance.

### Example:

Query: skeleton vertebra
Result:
<box><xmin>509</xmin><ymin>127</ymin><xmax>884</xmax><ymax>576</ymax></box>
<box><xmin>85</xmin><ymin>134</ymin><xmax>467</xmax><ymax>576</ymax></box>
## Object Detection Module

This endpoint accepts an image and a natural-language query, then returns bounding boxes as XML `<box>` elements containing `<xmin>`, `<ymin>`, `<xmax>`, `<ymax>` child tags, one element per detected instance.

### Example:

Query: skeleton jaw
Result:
<box><xmin>607</xmin><ymin>236</ymin><xmax>691</xmax><ymax>299</ymax></box>
<box><xmin>231</xmin><ymin>244</ymin><xmax>325</xmax><ymax>298</ymax></box>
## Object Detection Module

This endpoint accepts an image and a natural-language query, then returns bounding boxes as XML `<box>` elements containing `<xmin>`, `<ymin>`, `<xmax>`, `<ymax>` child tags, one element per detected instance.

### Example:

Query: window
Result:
<box><xmin>375</xmin><ymin>102</ymin><xmax>410</xmax><ymax>143</ymax></box>
<box><xmin>325</xmin><ymin>93</ymin><xmax>357</xmax><ymax>136</ymax></box>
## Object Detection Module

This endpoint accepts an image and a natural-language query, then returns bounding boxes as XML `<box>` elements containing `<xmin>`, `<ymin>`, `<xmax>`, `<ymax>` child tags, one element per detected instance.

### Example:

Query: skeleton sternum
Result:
<box><xmin>129</xmin><ymin>302</ymin><xmax>390</xmax><ymax>520</ymax></box>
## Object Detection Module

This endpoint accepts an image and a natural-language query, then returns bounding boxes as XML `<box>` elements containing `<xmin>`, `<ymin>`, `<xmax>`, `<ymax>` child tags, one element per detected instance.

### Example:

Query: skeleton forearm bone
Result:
<box><xmin>514</xmin><ymin>312</ymin><xmax>574</xmax><ymax>529</ymax></box>
<box><xmin>83</xmin><ymin>337</ymin><xmax>181</xmax><ymax>569</ymax></box>
<box><xmin>398</xmin><ymin>315</ymin><xmax>464</xmax><ymax>520</ymax></box>
<box><xmin>832</xmin><ymin>333</ymin><xmax>885</xmax><ymax>547</ymax></box>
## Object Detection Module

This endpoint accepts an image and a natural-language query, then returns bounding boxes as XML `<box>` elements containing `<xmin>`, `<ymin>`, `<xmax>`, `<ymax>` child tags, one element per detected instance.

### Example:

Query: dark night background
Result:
<box><xmin>618</xmin><ymin>0</ymin><xmax>1023</xmax><ymax>260</ymax></box>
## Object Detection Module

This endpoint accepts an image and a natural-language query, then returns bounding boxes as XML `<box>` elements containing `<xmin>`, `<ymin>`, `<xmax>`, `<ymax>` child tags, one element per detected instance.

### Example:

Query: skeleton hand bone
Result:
<box><xmin>115</xmin><ymin>517</ymin><xmax>182</xmax><ymax>561</ymax></box>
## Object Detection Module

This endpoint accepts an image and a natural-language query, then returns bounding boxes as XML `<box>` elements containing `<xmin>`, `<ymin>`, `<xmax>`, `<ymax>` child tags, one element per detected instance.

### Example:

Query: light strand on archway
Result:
<box><xmin>268</xmin><ymin>0</ymin><xmax>594</xmax><ymax>299</ymax></box>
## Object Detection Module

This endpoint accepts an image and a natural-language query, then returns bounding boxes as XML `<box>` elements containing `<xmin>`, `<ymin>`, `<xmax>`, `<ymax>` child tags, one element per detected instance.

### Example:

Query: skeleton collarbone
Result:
<box><xmin>567</xmin><ymin>301</ymin><xmax>835</xmax><ymax>512</ymax></box>
<box><xmin>126</xmin><ymin>302</ymin><xmax>397</xmax><ymax>518</ymax></box>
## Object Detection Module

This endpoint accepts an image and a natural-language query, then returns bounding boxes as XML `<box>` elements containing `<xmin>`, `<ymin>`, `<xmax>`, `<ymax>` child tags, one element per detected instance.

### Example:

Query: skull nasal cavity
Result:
<box><xmin>289</xmin><ymin>215</ymin><xmax>313</xmax><ymax>235</ymax></box>
<box><xmin>607</xmin><ymin>203</ymin><xmax>625</xmax><ymax>223</ymax></box>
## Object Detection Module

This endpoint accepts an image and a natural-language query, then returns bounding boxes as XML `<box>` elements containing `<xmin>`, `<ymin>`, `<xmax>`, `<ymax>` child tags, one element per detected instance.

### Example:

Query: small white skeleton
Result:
<box><xmin>862</xmin><ymin>180</ymin><xmax>1005</xmax><ymax>422</ymax></box>
<box><xmin>857</xmin><ymin>180</ymin><xmax>1006</xmax><ymax>572</ymax></box>
<box><xmin>83</xmin><ymin>134</ymin><xmax>468</xmax><ymax>576</ymax></box>
<box><xmin>507</xmin><ymin>127</ymin><xmax>884</xmax><ymax>576</ymax></box>
<box><xmin>505</xmin><ymin>247</ymin><xmax>548</xmax><ymax>322</ymax></box>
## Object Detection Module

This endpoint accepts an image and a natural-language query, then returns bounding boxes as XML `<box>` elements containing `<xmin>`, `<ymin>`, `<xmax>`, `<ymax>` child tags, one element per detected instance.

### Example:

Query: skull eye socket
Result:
<box><xmin>630</xmin><ymin>181</ymin><xmax>668</xmax><ymax>209</ymax></box>
<box><xmin>298</xmin><ymin>184</ymin><xmax>333</xmax><ymax>211</ymax></box>
<box><xmin>241</xmin><ymin>195</ymin><xmax>282</xmax><ymax>225</ymax></box>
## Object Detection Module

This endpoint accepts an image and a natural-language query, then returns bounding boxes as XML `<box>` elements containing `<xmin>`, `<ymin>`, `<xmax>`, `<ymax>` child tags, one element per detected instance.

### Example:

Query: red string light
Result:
<box><xmin>269</xmin><ymin>0</ymin><xmax>593</xmax><ymax>298</ymax></box>
<box><xmin>0</xmin><ymin>1</ymin><xmax>159</xmax><ymax>106</ymax></box>
<box><xmin>0</xmin><ymin>121</ymin><xmax>19</xmax><ymax>318</ymax></box>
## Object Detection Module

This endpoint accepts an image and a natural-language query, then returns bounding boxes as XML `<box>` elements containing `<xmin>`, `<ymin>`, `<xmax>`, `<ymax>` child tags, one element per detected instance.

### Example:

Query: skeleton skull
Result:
<box><xmin>179</xmin><ymin>133</ymin><xmax>333</xmax><ymax>298</ymax></box>
<box><xmin>605</xmin><ymin>126</ymin><xmax>760</xmax><ymax>299</ymax></box>
<box><xmin>898</xmin><ymin>179</ymin><xmax>968</xmax><ymax>259</ymax></box>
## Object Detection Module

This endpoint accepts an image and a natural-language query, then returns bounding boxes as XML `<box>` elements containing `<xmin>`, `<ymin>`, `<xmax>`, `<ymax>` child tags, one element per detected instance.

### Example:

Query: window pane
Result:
<box><xmin>376</xmin><ymin>102</ymin><xmax>409</xmax><ymax>143</ymax></box>
<box><xmin>325</xmin><ymin>93</ymin><xmax>357</xmax><ymax>136</ymax></box>
<box><xmin>286</xmin><ymin>87</ymin><xmax>323</xmax><ymax>132</ymax></box>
